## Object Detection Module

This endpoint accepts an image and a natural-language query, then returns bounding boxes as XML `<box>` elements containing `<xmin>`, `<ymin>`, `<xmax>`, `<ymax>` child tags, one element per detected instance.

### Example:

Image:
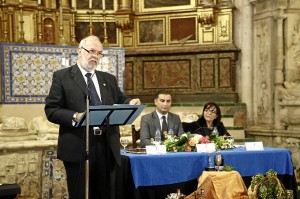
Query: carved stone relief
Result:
<box><xmin>277</xmin><ymin>14</ymin><xmax>300</xmax><ymax>129</ymax></box>
<box><xmin>286</xmin><ymin>14</ymin><xmax>300</xmax><ymax>82</ymax></box>
<box><xmin>0</xmin><ymin>152</ymin><xmax>42</xmax><ymax>198</ymax></box>
<box><xmin>254</xmin><ymin>20</ymin><xmax>272</xmax><ymax>124</ymax></box>
<box><xmin>274</xmin><ymin>136</ymin><xmax>300</xmax><ymax>177</ymax></box>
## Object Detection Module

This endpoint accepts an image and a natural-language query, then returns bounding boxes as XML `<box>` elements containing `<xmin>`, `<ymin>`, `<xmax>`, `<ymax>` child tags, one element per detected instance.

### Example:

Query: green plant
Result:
<box><xmin>250</xmin><ymin>169</ymin><xmax>286</xmax><ymax>199</ymax></box>
<box><xmin>222</xmin><ymin>165</ymin><xmax>234</xmax><ymax>171</ymax></box>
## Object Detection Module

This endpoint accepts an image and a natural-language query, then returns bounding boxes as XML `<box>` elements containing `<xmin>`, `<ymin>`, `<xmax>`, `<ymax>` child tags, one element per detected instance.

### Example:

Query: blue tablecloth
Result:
<box><xmin>123</xmin><ymin>147</ymin><xmax>293</xmax><ymax>188</ymax></box>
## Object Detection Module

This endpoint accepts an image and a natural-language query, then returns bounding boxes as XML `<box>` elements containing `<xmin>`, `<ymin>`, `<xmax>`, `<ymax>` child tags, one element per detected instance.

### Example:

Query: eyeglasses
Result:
<box><xmin>81</xmin><ymin>47</ymin><xmax>104</xmax><ymax>58</ymax></box>
<box><xmin>204</xmin><ymin>109</ymin><xmax>217</xmax><ymax>114</ymax></box>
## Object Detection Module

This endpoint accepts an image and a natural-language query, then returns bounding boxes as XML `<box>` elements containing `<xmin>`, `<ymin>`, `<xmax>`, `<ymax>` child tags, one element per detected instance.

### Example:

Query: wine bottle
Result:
<box><xmin>199</xmin><ymin>188</ymin><xmax>207</xmax><ymax>199</ymax></box>
<box><xmin>176</xmin><ymin>189</ymin><xmax>186</xmax><ymax>199</ymax></box>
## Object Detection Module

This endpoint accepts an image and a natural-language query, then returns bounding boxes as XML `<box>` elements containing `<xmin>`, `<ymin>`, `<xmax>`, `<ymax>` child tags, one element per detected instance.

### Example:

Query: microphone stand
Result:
<box><xmin>85</xmin><ymin>81</ymin><xmax>91</xmax><ymax>199</ymax></box>
<box><xmin>192</xmin><ymin>126</ymin><xmax>211</xmax><ymax>134</ymax></box>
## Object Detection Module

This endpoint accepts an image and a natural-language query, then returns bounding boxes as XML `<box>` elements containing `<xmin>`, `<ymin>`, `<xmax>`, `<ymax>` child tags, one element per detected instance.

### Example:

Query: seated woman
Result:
<box><xmin>182</xmin><ymin>102</ymin><xmax>230</xmax><ymax>137</ymax></box>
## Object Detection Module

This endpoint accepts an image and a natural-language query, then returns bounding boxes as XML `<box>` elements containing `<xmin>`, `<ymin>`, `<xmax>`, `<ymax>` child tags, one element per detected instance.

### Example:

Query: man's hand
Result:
<box><xmin>129</xmin><ymin>98</ymin><xmax>141</xmax><ymax>105</ymax></box>
<box><xmin>74</xmin><ymin>112</ymin><xmax>84</xmax><ymax>122</ymax></box>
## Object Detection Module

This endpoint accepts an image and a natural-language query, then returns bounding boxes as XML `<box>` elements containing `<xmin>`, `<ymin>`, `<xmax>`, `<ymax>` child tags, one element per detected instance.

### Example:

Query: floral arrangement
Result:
<box><xmin>164</xmin><ymin>132</ymin><xmax>234</xmax><ymax>152</ymax></box>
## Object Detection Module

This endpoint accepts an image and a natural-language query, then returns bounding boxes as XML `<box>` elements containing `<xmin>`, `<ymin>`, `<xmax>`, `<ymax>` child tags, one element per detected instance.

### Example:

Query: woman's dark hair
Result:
<box><xmin>198</xmin><ymin>102</ymin><xmax>222</xmax><ymax>127</ymax></box>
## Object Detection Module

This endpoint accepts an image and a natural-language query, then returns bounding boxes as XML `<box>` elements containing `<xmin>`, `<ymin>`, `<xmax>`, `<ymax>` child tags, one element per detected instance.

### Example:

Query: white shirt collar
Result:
<box><xmin>77</xmin><ymin>62</ymin><xmax>96</xmax><ymax>82</ymax></box>
<box><xmin>156</xmin><ymin>110</ymin><xmax>168</xmax><ymax>120</ymax></box>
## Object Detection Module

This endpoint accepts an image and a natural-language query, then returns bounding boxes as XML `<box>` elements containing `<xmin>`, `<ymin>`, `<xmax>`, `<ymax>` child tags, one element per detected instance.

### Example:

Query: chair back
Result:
<box><xmin>132</xmin><ymin>125</ymin><xmax>140</xmax><ymax>148</ymax></box>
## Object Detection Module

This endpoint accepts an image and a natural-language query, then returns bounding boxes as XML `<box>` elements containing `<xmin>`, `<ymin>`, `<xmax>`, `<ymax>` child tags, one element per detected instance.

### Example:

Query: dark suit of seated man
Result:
<box><xmin>140</xmin><ymin>90</ymin><xmax>184</xmax><ymax>148</ymax></box>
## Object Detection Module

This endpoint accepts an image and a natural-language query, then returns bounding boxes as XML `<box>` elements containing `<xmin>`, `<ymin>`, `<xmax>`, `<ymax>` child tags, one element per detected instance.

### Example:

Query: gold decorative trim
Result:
<box><xmin>201</xmin><ymin>27</ymin><xmax>215</xmax><ymax>43</ymax></box>
<box><xmin>139</xmin><ymin>0</ymin><xmax>196</xmax><ymax>13</ymax></box>
<box><xmin>216</xmin><ymin>9</ymin><xmax>232</xmax><ymax>43</ymax></box>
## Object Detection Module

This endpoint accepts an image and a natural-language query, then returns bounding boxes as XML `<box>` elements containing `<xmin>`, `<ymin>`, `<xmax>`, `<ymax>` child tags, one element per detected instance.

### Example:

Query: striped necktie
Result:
<box><xmin>85</xmin><ymin>73</ymin><xmax>102</xmax><ymax>105</ymax></box>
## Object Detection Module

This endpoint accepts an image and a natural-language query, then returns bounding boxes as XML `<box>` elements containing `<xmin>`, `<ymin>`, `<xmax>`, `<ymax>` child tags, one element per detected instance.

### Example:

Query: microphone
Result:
<box><xmin>192</xmin><ymin>126</ymin><xmax>212</xmax><ymax>134</ymax></box>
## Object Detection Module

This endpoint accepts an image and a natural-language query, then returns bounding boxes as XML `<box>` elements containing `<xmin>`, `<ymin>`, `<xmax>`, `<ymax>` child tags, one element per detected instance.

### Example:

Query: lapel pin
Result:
<box><xmin>103</xmin><ymin>83</ymin><xmax>106</xmax><ymax>86</ymax></box>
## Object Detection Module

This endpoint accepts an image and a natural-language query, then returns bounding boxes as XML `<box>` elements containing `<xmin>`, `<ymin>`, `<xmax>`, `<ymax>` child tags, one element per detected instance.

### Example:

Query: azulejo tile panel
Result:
<box><xmin>0</xmin><ymin>43</ymin><xmax>124</xmax><ymax>104</ymax></box>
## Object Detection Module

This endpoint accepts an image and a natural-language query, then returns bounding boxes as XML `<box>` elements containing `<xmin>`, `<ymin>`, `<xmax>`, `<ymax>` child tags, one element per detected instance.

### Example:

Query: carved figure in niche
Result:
<box><xmin>274</xmin><ymin>136</ymin><xmax>286</xmax><ymax>148</ymax></box>
<box><xmin>257</xmin><ymin>82</ymin><xmax>269</xmax><ymax>121</ymax></box>
<box><xmin>278</xmin><ymin>81</ymin><xmax>300</xmax><ymax>101</ymax></box>
<box><xmin>275</xmin><ymin>136</ymin><xmax>300</xmax><ymax>176</ymax></box>
<box><xmin>43</xmin><ymin>18</ymin><xmax>55</xmax><ymax>44</ymax></box>
<box><xmin>285</xmin><ymin>138</ymin><xmax>300</xmax><ymax>171</ymax></box>
<box><xmin>257</xmin><ymin>22</ymin><xmax>269</xmax><ymax>84</ymax></box>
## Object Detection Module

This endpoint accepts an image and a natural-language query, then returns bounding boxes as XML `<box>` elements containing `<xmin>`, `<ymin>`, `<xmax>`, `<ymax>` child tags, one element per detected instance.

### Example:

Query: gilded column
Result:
<box><xmin>18</xmin><ymin>0</ymin><xmax>26</xmax><ymax>43</ymax></box>
<box><xmin>70</xmin><ymin>9</ymin><xmax>77</xmax><ymax>45</ymax></box>
<box><xmin>58</xmin><ymin>0</ymin><xmax>66</xmax><ymax>45</ymax></box>
<box><xmin>118</xmin><ymin>0</ymin><xmax>131</xmax><ymax>10</ymax></box>
<box><xmin>37</xmin><ymin>3</ymin><xmax>43</xmax><ymax>43</ymax></box>
<box><xmin>1</xmin><ymin>1</ymin><xmax>9</xmax><ymax>42</ymax></box>
<box><xmin>115</xmin><ymin>0</ymin><xmax>134</xmax><ymax>47</ymax></box>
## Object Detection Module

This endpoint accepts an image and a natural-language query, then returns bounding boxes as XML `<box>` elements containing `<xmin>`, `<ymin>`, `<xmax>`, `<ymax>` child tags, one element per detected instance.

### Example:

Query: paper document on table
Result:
<box><xmin>196</xmin><ymin>143</ymin><xmax>216</xmax><ymax>153</ymax></box>
<box><xmin>146</xmin><ymin>145</ymin><xmax>166</xmax><ymax>155</ymax></box>
<box><xmin>245</xmin><ymin>142</ymin><xmax>264</xmax><ymax>151</ymax></box>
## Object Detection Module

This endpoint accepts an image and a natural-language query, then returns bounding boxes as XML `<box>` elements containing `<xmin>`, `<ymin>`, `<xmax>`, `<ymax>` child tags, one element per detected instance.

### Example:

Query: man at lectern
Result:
<box><xmin>45</xmin><ymin>35</ymin><xmax>140</xmax><ymax>199</ymax></box>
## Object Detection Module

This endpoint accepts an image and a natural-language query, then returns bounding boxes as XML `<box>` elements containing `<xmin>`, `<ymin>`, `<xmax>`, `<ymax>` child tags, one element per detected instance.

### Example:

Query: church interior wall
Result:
<box><xmin>1</xmin><ymin>0</ymin><xmax>300</xmax><ymax>197</ymax></box>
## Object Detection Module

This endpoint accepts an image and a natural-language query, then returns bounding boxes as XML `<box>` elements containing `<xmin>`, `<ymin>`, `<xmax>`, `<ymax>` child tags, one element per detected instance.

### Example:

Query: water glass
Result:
<box><xmin>120</xmin><ymin>138</ymin><xmax>129</xmax><ymax>152</ymax></box>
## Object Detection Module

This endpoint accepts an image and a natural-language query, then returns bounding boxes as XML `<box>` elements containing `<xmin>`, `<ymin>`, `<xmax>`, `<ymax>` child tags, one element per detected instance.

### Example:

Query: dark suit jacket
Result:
<box><xmin>182</xmin><ymin>120</ymin><xmax>230</xmax><ymax>137</ymax></box>
<box><xmin>45</xmin><ymin>64</ymin><xmax>131</xmax><ymax>165</ymax></box>
<box><xmin>140</xmin><ymin>111</ymin><xmax>184</xmax><ymax>147</ymax></box>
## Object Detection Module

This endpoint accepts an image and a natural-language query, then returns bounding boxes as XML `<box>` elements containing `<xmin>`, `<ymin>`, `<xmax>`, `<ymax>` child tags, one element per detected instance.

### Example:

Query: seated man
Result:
<box><xmin>140</xmin><ymin>90</ymin><xmax>184</xmax><ymax>147</ymax></box>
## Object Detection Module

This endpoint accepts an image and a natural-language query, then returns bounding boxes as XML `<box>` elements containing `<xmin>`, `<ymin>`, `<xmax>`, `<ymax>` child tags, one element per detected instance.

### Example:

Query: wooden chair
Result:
<box><xmin>131</xmin><ymin>125</ymin><xmax>140</xmax><ymax>148</ymax></box>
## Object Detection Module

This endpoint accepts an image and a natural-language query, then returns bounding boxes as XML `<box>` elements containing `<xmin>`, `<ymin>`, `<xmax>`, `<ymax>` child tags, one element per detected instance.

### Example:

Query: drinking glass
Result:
<box><xmin>207</xmin><ymin>150</ymin><xmax>214</xmax><ymax>169</ymax></box>
<box><xmin>215</xmin><ymin>152</ymin><xmax>222</xmax><ymax>171</ymax></box>
<box><xmin>120</xmin><ymin>138</ymin><xmax>129</xmax><ymax>153</ymax></box>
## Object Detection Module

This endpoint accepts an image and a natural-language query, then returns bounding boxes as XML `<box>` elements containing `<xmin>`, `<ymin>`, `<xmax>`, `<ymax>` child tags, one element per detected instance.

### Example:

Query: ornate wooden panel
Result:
<box><xmin>143</xmin><ymin>60</ymin><xmax>190</xmax><ymax>89</ymax></box>
<box><xmin>125</xmin><ymin>48</ymin><xmax>238</xmax><ymax>102</ymax></box>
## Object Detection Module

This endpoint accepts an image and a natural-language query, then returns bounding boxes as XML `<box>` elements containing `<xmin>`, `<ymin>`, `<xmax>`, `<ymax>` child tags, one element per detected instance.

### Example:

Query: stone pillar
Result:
<box><xmin>237</xmin><ymin>0</ymin><xmax>254</xmax><ymax>125</ymax></box>
<box><xmin>274</xmin><ymin>10</ymin><xmax>286</xmax><ymax>130</ymax></box>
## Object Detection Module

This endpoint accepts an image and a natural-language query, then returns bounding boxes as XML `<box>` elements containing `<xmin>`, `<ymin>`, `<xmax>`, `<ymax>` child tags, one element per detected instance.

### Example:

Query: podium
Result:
<box><xmin>75</xmin><ymin>104</ymin><xmax>146</xmax><ymax>199</ymax></box>
<box><xmin>75</xmin><ymin>104</ymin><xmax>146</xmax><ymax>127</ymax></box>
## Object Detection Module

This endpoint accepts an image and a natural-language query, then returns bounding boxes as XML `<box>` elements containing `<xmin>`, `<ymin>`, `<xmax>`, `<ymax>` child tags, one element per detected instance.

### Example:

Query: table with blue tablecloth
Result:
<box><xmin>116</xmin><ymin>147</ymin><xmax>297</xmax><ymax>199</ymax></box>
